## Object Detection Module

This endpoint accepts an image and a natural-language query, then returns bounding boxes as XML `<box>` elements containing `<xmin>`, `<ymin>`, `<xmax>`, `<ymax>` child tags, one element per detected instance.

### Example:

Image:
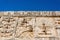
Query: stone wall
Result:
<box><xmin>0</xmin><ymin>11</ymin><xmax>60</xmax><ymax>40</ymax></box>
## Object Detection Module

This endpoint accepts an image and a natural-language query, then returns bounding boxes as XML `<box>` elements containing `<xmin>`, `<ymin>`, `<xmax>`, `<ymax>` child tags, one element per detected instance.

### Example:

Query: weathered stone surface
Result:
<box><xmin>0</xmin><ymin>11</ymin><xmax>60</xmax><ymax>40</ymax></box>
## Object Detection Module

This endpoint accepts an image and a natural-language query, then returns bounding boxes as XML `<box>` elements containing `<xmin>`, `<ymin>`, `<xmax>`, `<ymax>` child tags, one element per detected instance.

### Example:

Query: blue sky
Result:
<box><xmin>0</xmin><ymin>0</ymin><xmax>60</xmax><ymax>11</ymax></box>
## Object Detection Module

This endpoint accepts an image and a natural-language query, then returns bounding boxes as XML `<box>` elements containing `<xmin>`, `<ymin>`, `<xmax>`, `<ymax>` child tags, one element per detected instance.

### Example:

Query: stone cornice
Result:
<box><xmin>0</xmin><ymin>11</ymin><xmax>60</xmax><ymax>17</ymax></box>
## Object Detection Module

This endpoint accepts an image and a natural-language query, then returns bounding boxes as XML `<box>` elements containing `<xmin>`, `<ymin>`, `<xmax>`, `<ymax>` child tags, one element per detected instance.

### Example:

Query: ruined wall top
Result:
<box><xmin>0</xmin><ymin>11</ymin><xmax>60</xmax><ymax>17</ymax></box>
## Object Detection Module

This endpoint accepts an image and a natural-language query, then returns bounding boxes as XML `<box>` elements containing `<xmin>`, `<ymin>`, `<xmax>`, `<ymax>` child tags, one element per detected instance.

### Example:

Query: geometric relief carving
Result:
<box><xmin>35</xmin><ymin>18</ymin><xmax>57</xmax><ymax>37</ymax></box>
<box><xmin>0</xmin><ymin>14</ymin><xmax>16</xmax><ymax>39</ymax></box>
<box><xmin>15</xmin><ymin>17</ymin><xmax>34</xmax><ymax>39</ymax></box>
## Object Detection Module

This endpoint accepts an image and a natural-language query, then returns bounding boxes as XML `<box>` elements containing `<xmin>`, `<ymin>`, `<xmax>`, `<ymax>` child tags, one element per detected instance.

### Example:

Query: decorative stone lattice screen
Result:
<box><xmin>0</xmin><ymin>11</ymin><xmax>60</xmax><ymax>40</ymax></box>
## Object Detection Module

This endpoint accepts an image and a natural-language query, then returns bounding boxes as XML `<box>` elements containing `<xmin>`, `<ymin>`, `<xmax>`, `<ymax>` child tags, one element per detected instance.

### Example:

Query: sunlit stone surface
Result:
<box><xmin>0</xmin><ymin>11</ymin><xmax>60</xmax><ymax>40</ymax></box>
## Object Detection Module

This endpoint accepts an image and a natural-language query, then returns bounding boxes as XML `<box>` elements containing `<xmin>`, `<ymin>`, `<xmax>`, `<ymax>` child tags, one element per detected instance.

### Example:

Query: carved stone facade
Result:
<box><xmin>0</xmin><ymin>11</ymin><xmax>60</xmax><ymax>40</ymax></box>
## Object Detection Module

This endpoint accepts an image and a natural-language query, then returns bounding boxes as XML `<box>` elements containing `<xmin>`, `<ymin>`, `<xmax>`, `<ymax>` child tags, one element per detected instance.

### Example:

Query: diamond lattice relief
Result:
<box><xmin>0</xmin><ymin>11</ymin><xmax>60</xmax><ymax>40</ymax></box>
